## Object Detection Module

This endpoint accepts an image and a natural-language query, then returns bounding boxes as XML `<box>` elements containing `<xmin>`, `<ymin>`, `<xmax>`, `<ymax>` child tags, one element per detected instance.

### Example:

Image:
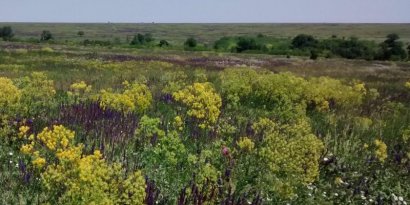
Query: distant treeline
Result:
<box><xmin>214</xmin><ymin>33</ymin><xmax>409</xmax><ymax>61</ymax></box>
<box><xmin>1</xmin><ymin>25</ymin><xmax>409</xmax><ymax>61</ymax></box>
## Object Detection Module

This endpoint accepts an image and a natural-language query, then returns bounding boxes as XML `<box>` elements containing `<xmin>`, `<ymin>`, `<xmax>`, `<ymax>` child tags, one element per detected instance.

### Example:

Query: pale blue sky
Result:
<box><xmin>1</xmin><ymin>0</ymin><xmax>409</xmax><ymax>23</ymax></box>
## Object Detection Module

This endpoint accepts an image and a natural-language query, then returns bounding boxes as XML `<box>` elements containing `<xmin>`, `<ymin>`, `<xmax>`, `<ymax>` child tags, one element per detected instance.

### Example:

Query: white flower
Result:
<box><xmin>15</xmin><ymin>163</ymin><xmax>19</xmax><ymax>168</ymax></box>
<box><xmin>308</xmin><ymin>193</ymin><xmax>312</xmax><ymax>197</ymax></box>
<box><xmin>399</xmin><ymin>197</ymin><xmax>403</xmax><ymax>202</ymax></box>
<box><xmin>9</xmin><ymin>160</ymin><xmax>13</xmax><ymax>164</ymax></box>
<box><xmin>361</xmin><ymin>195</ymin><xmax>366</xmax><ymax>200</ymax></box>
<box><xmin>392</xmin><ymin>194</ymin><xmax>398</xmax><ymax>201</ymax></box>
<box><xmin>307</xmin><ymin>184</ymin><xmax>315</xmax><ymax>190</ymax></box>
<box><xmin>8</xmin><ymin>152</ymin><xmax>13</xmax><ymax>156</ymax></box>
<box><xmin>403</xmin><ymin>201</ymin><xmax>407</xmax><ymax>205</ymax></box>
<box><xmin>323</xmin><ymin>157</ymin><xmax>329</xmax><ymax>162</ymax></box>
<box><xmin>334</xmin><ymin>193</ymin><xmax>339</xmax><ymax>197</ymax></box>
<box><xmin>369</xmin><ymin>199</ymin><xmax>374</xmax><ymax>202</ymax></box>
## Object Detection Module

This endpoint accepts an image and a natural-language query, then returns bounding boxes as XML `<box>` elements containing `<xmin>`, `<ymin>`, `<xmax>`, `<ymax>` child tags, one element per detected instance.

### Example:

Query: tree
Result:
<box><xmin>291</xmin><ymin>34</ymin><xmax>318</xmax><ymax>49</ymax></box>
<box><xmin>0</xmin><ymin>26</ymin><xmax>14</xmax><ymax>41</ymax></box>
<box><xmin>407</xmin><ymin>45</ymin><xmax>410</xmax><ymax>61</ymax></box>
<box><xmin>40</xmin><ymin>30</ymin><xmax>53</xmax><ymax>41</ymax></box>
<box><xmin>77</xmin><ymin>31</ymin><xmax>84</xmax><ymax>37</ymax></box>
<box><xmin>144</xmin><ymin>33</ymin><xmax>154</xmax><ymax>43</ymax></box>
<box><xmin>130</xmin><ymin>33</ymin><xmax>154</xmax><ymax>45</ymax></box>
<box><xmin>159</xmin><ymin>40</ymin><xmax>170</xmax><ymax>47</ymax></box>
<box><xmin>378</xmin><ymin>33</ymin><xmax>407</xmax><ymax>61</ymax></box>
<box><xmin>184</xmin><ymin>37</ymin><xmax>197</xmax><ymax>48</ymax></box>
<box><xmin>236</xmin><ymin>37</ymin><xmax>259</xmax><ymax>53</ymax></box>
<box><xmin>310</xmin><ymin>49</ymin><xmax>318</xmax><ymax>60</ymax></box>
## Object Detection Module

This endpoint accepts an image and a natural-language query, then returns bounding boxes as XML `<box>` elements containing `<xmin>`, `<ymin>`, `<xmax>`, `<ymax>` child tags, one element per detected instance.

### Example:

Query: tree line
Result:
<box><xmin>1</xmin><ymin>25</ymin><xmax>409</xmax><ymax>61</ymax></box>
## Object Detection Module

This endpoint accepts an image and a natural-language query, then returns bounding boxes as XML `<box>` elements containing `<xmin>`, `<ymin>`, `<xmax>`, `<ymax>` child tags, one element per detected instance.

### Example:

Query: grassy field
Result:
<box><xmin>1</xmin><ymin>24</ymin><xmax>410</xmax><ymax>204</ymax></box>
<box><xmin>2</xmin><ymin>23</ymin><xmax>410</xmax><ymax>44</ymax></box>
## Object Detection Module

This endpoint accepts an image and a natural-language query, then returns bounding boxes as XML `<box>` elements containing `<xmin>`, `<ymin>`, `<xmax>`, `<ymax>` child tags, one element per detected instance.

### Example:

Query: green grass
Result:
<box><xmin>2</xmin><ymin>23</ymin><xmax>410</xmax><ymax>45</ymax></box>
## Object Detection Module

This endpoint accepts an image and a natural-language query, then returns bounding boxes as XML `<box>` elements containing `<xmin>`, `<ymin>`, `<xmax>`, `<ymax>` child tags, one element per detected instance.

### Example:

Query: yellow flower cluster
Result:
<box><xmin>173</xmin><ymin>115</ymin><xmax>184</xmax><ymax>131</ymax></box>
<box><xmin>67</xmin><ymin>81</ymin><xmax>92</xmax><ymax>102</ymax></box>
<box><xmin>237</xmin><ymin>137</ymin><xmax>255</xmax><ymax>152</ymax></box>
<box><xmin>19</xmin><ymin>72</ymin><xmax>56</xmax><ymax>116</ymax></box>
<box><xmin>99</xmin><ymin>81</ymin><xmax>152</xmax><ymax>114</ymax></box>
<box><xmin>219</xmin><ymin>68</ymin><xmax>258</xmax><ymax>107</ymax></box>
<box><xmin>305</xmin><ymin>77</ymin><xmax>366</xmax><ymax>111</ymax></box>
<box><xmin>173</xmin><ymin>82</ymin><xmax>222</xmax><ymax>129</ymax></box>
<box><xmin>0</xmin><ymin>77</ymin><xmax>21</xmax><ymax>113</ymax></box>
<box><xmin>121</xmin><ymin>170</ymin><xmax>146</xmax><ymax>205</ymax></box>
<box><xmin>32</xmin><ymin>157</ymin><xmax>47</xmax><ymax>168</ymax></box>
<box><xmin>18</xmin><ymin>125</ymin><xmax>146</xmax><ymax>204</ymax></box>
<box><xmin>19</xmin><ymin>125</ymin><xmax>75</xmax><ymax>168</ymax></box>
<box><xmin>37</xmin><ymin>125</ymin><xmax>75</xmax><ymax>150</ymax></box>
<box><xmin>161</xmin><ymin>71</ymin><xmax>188</xmax><ymax>94</ymax></box>
<box><xmin>256</xmin><ymin>118</ymin><xmax>324</xmax><ymax>196</ymax></box>
<box><xmin>374</xmin><ymin>139</ymin><xmax>388</xmax><ymax>163</ymax></box>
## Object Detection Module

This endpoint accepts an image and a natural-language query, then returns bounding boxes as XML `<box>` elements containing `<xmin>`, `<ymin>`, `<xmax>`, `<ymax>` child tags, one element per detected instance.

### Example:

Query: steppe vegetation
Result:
<box><xmin>0</xmin><ymin>23</ymin><xmax>410</xmax><ymax>204</ymax></box>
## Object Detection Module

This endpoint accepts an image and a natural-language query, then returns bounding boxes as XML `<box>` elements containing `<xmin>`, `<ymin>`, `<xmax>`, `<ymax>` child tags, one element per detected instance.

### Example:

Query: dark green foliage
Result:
<box><xmin>77</xmin><ymin>31</ymin><xmax>84</xmax><ymax>36</ymax></box>
<box><xmin>184</xmin><ymin>37</ymin><xmax>197</xmax><ymax>48</ymax></box>
<box><xmin>0</xmin><ymin>26</ymin><xmax>14</xmax><ymax>41</ymax></box>
<box><xmin>291</xmin><ymin>34</ymin><xmax>318</xmax><ymax>49</ymax></box>
<box><xmin>236</xmin><ymin>37</ymin><xmax>260</xmax><ymax>53</ymax></box>
<box><xmin>130</xmin><ymin>33</ymin><xmax>154</xmax><ymax>45</ymax></box>
<box><xmin>378</xmin><ymin>33</ymin><xmax>407</xmax><ymax>61</ymax></box>
<box><xmin>158</xmin><ymin>39</ymin><xmax>170</xmax><ymax>47</ymax></box>
<box><xmin>214</xmin><ymin>36</ymin><xmax>237</xmax><ymax>51</ymax></box>
<box><xmin>333</xmin><ymin>37</ymin><xmax>375</xmax><ymax>59</ymax></box>
<box><xmin>83</xmin><ymin>39</ymin><xmax>112</xmax><ymax>46</ymax></box>
<box><xmin>407</xmin><ymin>45</ymin><xmax>410</xmax><ymax>61</ymax></box>
<box><xmin>40</xmin><ymin>30</ymin><xmax>53</xmax><ymax>41</ymax></box>
<box><xmin>310</xmin><ymin>50</ymin><xmax>318</xmax><ymax>60</ymax></box>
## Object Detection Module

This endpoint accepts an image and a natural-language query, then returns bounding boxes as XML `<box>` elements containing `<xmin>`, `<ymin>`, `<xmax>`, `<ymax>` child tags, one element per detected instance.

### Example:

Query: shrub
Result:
<box><xmin>0</xmin><ymin>77</ymin><xmax>21</xmax><ymax>114</ymax></box>
<box><xmin>378</xmin><ymin>33</ymin><xmax>407</xmax><ymax>61</ymax></box>
<box><xmin>159</xmin><ymin>39</ymin><xmax>170</xmax><ymax>47</ymax></box>
<box><xmin>184</xmin><ymin>37</ymin><xmax>197</xmax><ymax>48</ymax></box>
<box><xmin>18</xmin><ymin>125</ymin><xmax>146</xmax><ymax>205</ymax></box>
<box><xmin>130</xmin><ymin>33</ymin><xmax>154</xmax><ymax>45</ymax></box>
<box><xmin>236</xmin><ymin>37</ymin><xmax>259</xmax><ymax>53</ymax></box>
<box><xmin>99</xmin><ymin>81</ymin><xmax>152</xmax><ymax>114</ymax></box>
<box><xmin>173</xmin><ymin>82</ymin><xmax>222</xmax><ymax>129</ymax></box>
<box><xmin>291</xmin><ymin>34</ymin><xmax>318</xmax><ymax>49</ymax></box>
<box><xmin>0</xmin><ymin>26</ymin><xmax>14</xmax><ymax>41</ymax></box>
<box><xmin>40</xmin><ymin>30</ymin><xmax>53</xmax><ymax>41</ymax></box>
<box><xmin>17</xmin><ymin>72</ymin><xmax>56</xmax><ymax>117</ymax></box>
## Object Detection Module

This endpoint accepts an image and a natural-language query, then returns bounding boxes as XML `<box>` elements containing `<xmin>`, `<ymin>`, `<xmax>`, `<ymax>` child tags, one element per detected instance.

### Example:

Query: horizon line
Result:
<box><xmin>1</xmin><ymin>21</ymin><xmax>410</xmax><ymax>24</ymax></box>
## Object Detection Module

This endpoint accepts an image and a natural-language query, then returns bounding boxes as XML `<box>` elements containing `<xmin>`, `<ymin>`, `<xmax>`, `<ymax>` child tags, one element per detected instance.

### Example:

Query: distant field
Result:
<box><xmin>1</xmin><ymin>23</ymin><xmax>410</xmax><ymax>44</ymax></box>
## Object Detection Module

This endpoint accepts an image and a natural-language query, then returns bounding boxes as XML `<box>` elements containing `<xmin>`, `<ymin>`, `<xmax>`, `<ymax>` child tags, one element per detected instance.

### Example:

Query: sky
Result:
<box><xmin>1</xmin><ymin>0</ymin><xmax>410</xmax><ymax>23</ymax></box>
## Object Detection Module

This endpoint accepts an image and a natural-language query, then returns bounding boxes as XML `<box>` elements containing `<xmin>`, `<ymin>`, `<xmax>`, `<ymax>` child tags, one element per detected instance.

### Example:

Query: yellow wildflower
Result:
<box><xmin>237</xmin><ymin>137</ymin><xmax>255</xmax><ymax>152</ymax></box>
<box><xmin>374</xmin><ymin>139</ymin><xmax>387</xmax><ymax>162</ymax></box>
<box><xmin>32</xmin><ymin>157</ymin><xmax>46</xmax><ymax>168</ymax></box>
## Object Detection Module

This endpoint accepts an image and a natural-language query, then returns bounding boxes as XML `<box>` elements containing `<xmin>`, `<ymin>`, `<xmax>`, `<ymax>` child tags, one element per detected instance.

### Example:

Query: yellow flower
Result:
<box><xmin>334</xmin><ymin>177</ymin><xmax>344</xmax><ymax>185</ymax></box>
<box><xmin>374</xmin><ymin>139</ymin><xmax>387</xmax><ymax>162</ymax></box>
<box><xmin>18</xmin><ymin>125</ymin><xmax>30</xmax><ymax>138</ymax></box>
<box><xmin>173</xmin><ymin>82</ymin><xmax>222</xmax><ymax>129</ymax></box>
<box><xmin>32</xmin><ymin>157</ymin><xmax>46</xmax><ymax>168</ymax></box>
<box><xmin>20</xmin><ymin>144</ymin><xmax>33</xmax><ymax>154</ymax></box>
<box><xmin>237</xmin><ymin>137</ymin><xmax>255</xmax><ymax>152</ymax></box>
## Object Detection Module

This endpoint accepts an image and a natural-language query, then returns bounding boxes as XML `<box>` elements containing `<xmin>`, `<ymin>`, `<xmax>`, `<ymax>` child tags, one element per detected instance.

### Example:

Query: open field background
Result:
<box><xmin>1</xmin><ymin>23</ymin><xmax>410</xmax><ymax>44</ymax></box>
